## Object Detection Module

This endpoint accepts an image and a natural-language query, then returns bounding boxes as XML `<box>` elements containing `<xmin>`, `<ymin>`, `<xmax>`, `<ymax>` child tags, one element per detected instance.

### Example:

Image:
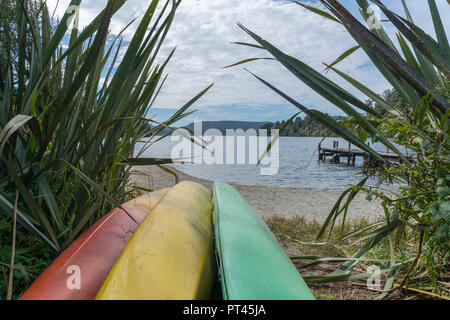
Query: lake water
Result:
<box><xmin>136</xmin><ymin>136</ymin><xmax>397</xmax><ymax>191</ymax></box>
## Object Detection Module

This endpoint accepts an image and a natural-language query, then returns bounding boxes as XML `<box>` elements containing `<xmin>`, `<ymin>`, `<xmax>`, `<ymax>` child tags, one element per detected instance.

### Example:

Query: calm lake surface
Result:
<box><xmin>136</xmin><ymin>136</ymin><xmax>398</xmax><ymax>191</ymax></box>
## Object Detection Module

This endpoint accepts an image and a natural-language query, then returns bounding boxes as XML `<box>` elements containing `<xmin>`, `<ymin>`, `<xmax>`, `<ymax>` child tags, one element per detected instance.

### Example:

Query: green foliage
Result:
<box><xmin>376</xmin><ymin>93</ymin><xmax>450</xmax><ymax>254</ymax></box>
<box><xmin>233</xmin><ymin>0</ymin><xmax>449</xmax><ymax>297</ymax></box>
<box><xmin>372</xmin><ymin>89</ymin><xmax>409</xmax><ymax>117</ymax></box>
<box><xmin>264</xmin><ymin>115</ymin><xmax>336</xmax><ymax>137</ymax></box>
<box><xmin>0</xmin><ymin>0</ymin><xmax>211</xmax><ymax>298</ymax></box>
<box><xmin>0</xmin><ymin>216</ymin><xmax>55</xmax><ymax>300</ymax></box>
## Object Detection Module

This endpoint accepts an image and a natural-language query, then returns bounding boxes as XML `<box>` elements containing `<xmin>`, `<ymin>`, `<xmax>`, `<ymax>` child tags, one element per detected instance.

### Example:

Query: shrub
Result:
<box><xmin>0</xmin><ymin>0</ymin><xmax>211</xmax><ymax>298</ymax></box>
<box><xmin>232</xmin><ymin>0</ymin><xmax>449</xmax><ymax>297</ymax></box>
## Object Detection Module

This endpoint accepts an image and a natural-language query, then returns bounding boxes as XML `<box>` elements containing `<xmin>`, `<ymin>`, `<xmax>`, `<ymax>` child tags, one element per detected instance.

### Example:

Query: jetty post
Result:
<box><xmin>318</xmin><ymin>142</ymin><xmax>322</xmax><ymax>161</ymax></box>
<box><xmin>347</xmin><ymin>142</ymin><xmax>351</xmax><ymax>165</ymax></box>
<box><xmin>331</xmin><ymin>141</ymin><xmax>339</xmax><ymax>163</ymax></box>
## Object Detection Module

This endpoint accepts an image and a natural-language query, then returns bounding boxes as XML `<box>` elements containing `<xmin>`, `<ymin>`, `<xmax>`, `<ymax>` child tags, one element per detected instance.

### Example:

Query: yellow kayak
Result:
<box><xmin>96</xmin><ymin>181</ymin><xmax>215</xmax><ymax>300</ymax></box>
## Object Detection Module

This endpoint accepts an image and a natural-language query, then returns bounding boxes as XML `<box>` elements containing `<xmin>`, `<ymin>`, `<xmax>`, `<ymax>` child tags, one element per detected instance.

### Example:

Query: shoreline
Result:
<box><xmin>129</xmin><ymin>165</ymin><xmax>385</xmax><ymax>223</ymax></box>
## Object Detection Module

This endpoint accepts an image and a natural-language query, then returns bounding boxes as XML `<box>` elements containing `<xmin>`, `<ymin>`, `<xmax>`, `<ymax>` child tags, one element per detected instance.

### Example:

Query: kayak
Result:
<box><xmin>212</xmin><ymin>182</ymin><xmax>315</xmax><ymax>300</ymax></box>
<box><xmin>96</xmin><ymin>181</ymin><xmax>215</xmax><ymax>300</ymax></box>
<box><xmin>19</xmin><ymin>189</ymin><xmax>169</xmax><ymax>300</ymax></box>
<box><xmin>21</xmin><ymin>180</ymin><xmax>312</xmax><ymax>300</ymax></box>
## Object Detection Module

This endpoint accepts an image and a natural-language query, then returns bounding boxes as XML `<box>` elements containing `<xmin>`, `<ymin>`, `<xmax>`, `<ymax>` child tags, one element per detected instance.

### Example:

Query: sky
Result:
<box><xmin>47</xmin><ymin>0</ymin><xmax>450</xmax><ymax>125</ymax></box>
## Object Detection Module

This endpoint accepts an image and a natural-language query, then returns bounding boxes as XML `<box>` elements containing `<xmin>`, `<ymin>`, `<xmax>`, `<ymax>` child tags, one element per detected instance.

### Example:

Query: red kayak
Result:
<box><xmin>19</xmin><ymin>190</ymin><xmax>169</xmax><ymax>300</ymax></box>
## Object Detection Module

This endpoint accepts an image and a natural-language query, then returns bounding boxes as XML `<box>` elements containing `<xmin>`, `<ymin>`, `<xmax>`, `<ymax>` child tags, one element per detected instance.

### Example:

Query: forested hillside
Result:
<box><xmin>261</xmin><ymin>116</ymin><xmax>337</xmax><ymax>137</ymax></box>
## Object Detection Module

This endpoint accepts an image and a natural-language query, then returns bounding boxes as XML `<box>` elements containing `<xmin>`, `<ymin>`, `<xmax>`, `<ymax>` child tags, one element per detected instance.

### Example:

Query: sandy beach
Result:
<box><xmin>130</xmin><ymin>165</ymin><xmax>384</xmax><ymax>223</ymax></box>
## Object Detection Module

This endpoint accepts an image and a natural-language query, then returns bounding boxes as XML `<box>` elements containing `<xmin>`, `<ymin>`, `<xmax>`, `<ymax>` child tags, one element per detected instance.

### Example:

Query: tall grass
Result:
<box><xmin>232</xmin><ymin>0</ymin><xmax>449</xmax><ymax>297</ymax></box>
<box><xmin>0</xmin><ymin>0</ymin><xmax>211</xmax><ymax>256</ymax></box>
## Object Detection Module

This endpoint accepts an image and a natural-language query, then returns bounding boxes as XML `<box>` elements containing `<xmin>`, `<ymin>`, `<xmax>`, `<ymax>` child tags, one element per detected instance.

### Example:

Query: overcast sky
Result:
<box><xmin>47</xmin><ymin>0</ymin><xmax>450</xmax><ymax>124</ymax></box>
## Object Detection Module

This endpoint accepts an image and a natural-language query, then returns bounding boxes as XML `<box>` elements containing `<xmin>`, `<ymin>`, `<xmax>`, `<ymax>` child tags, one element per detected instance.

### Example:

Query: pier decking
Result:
<box><xmin>318</xmin><ymin>141</ymin><xmax>411</xmax><ymax>167</ymax></box>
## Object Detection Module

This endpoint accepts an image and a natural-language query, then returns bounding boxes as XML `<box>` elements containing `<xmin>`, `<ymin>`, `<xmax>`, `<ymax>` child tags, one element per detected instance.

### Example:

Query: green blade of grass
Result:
<box><xmin>323</xmin><ymin>45</ymin><xmax>360</xmax><ymax>72</ymax></box>
<box><xmin>223</xmin><ymin>57</ymin><xmax>275</xmax><ymax>69</ymax></box>
<box><xmin>293</xmin><ymin>1</ymin><xmax>341</xmax><ymax>24</ymax></box>
<box><xmin>1</xmin><ymin>157</ymin><xmax>60</xmax><ymax>250</ymax></box>
<box><xmin>0</xmin><ymin>192</ymin><xmax>58</xmax><ymax>251</ymax></box>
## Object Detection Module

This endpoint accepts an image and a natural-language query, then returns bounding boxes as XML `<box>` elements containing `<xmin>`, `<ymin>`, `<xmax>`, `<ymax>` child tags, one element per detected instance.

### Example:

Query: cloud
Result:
<box><xmin>153</xmin><ymin>0</ymin><xmax>376</xmax><ymax>112</ymax></box>
<box><xmin>46</xmin><ymin>0</ymin><xmax>450</xmax><ymax>123</ymax></box>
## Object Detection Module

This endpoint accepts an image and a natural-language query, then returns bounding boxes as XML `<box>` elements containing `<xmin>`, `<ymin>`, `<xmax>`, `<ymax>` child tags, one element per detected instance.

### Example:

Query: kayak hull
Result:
<box><xmin>96</xmin><ymin>181</ymin><xmax>215</xmax><ymax>300</ymax></box>
<box><xmin>213</xmin><ymin>182</ymin><xmax>315</xmax><ymax>300</ymax></box>
<box><xmin>19</xmin><ymin>190</ymin><xmax>168</xmax><ymax>300</ymax></box>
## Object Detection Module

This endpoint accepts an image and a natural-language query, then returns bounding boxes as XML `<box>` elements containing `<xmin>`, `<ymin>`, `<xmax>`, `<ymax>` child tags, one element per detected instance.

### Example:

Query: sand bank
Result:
<box><xmin>129</xmin><ymin>166</ymin><xmax>384</xmax><ymax>223</ymax></box>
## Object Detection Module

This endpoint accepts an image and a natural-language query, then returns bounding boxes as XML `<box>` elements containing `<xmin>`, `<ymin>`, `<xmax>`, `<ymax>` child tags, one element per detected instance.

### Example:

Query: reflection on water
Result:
<box><xmin>136</xmin><ymin>136</ymin><xmax>398</xmax><ymax>190</ymax></box>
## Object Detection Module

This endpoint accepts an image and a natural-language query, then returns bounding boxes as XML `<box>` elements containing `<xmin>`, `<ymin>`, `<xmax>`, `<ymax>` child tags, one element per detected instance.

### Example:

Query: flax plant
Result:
<box><xmin>232</xmin><ymin>0</ymin><xmax>449</xmax><ymax>296</ymax></box>
<box><xmin>0</xmin><ymin>0</ymin><xmax>212</xmax><ymax>253</ymax></box>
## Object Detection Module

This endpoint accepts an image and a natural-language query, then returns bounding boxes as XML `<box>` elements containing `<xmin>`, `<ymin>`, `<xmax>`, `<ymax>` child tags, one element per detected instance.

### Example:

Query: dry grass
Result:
<box><xmin>265</xmin><ymin>215</ymin><xmax>439</xmax><ymax>300</ymax></box>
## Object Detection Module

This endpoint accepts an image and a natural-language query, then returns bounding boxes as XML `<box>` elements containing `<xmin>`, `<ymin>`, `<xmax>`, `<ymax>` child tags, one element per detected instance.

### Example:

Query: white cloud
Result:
<box><xmin>153</xmin><ymin>0</ymin><xmax>376</xmax><ymax>113</ymax></box>
<box><xmin>46</xmin><ymin>0</ymin><xmax>450</xmax><ymax>120</ymax></box>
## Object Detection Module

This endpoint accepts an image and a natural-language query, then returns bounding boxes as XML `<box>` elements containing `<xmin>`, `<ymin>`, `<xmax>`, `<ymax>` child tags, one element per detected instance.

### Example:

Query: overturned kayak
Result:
<box><xmin>213</xmin><ymin>182</ymin><xmax>315</xmax><ymax>300</ymax></box>
<box><xmin>19</xmin><ymin>190</ymin><xmax>169</xmax><ymax>300</ymax></box>
<box><xmin>21</xmin><ymin>180</ymin><xmax>312</xmax><ymax>300</ymax></box>
<box><xmin>96</xmin><ymin>181</ymin><xmax>215</xmax><ymax>300</ymax></box>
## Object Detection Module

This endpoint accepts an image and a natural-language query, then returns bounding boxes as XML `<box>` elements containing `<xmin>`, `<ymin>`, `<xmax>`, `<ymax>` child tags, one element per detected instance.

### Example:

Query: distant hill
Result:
<box><xmin>262</xmin><ymin>115</ymin><xmax>342</xmax><ymax>137</ymax></box>
<box><xmin>152</xmin><ymin>118</ymin><xmax>341</xmax><ymax>136</ymax></box>
<box><xmin>159</xmin><ymin>121</ymin><xmax>272</xmax><ymax>135</ymax></box>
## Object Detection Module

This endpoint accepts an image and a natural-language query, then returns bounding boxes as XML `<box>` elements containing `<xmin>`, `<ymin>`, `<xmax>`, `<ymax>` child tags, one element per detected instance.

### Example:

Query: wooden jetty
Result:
<box><xmin>318</xmin><ymin>141</ymin><xmax>411</xmax><ymax>167</ymax></box>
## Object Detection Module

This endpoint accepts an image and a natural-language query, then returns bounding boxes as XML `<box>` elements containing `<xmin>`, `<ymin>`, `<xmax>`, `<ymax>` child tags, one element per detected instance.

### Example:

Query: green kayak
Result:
<box><xmin>212</xmin><ymin>182</ymin><xmax>315</xmax><ymax>300</ymax></box>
